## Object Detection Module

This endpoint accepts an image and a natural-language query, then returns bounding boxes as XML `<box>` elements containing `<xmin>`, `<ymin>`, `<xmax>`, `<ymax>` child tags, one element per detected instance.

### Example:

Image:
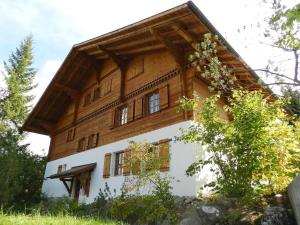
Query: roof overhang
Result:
<box><xmin>23</xmin><ymin>1</ymin><xmax>276</xmax><ymax>135</ymax></box>
<box><xmin>48</xmin><ymin>163</ymin><xmax>97</xmax><ymax>179</ymax></box>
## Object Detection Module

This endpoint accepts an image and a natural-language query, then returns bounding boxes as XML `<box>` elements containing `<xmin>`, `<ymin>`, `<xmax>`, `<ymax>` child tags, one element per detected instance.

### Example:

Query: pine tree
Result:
<box><xmin>0</xmin><ymin>35</ymin><xmax>36</xmax><ymax>134</ymax></box>
<box><xmin>0</xmin><ymin>36</ymin><xmax>46</xmax><ymax>207</ymax></box>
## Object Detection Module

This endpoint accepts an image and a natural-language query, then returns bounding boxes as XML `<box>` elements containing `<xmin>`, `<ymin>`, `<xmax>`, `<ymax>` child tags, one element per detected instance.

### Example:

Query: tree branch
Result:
<box><xmin>259</xmin><ymin>41</ymin><xmax>295</xmax><ymax>52</ymax></box>
<box><xmin>294</xmin><ymin>50</ymin><xmax>299</xmax><ymax>82</ymax></box>
<box><xmin>264</xmin><ymin>82</ymin><xmax>300</xmax><ymax>86</ymax></box>
<box><xmin>254</xmin><ymin>69</ymin><xmax>298</xmax><ymax>83</ymax></box>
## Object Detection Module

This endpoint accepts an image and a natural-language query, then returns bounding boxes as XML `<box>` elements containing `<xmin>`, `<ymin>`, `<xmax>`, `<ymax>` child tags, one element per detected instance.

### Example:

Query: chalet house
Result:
<box><xmin>23</xmin><ymin>1</ymin><xmax>272</xmax><ymax>203</ymax></box>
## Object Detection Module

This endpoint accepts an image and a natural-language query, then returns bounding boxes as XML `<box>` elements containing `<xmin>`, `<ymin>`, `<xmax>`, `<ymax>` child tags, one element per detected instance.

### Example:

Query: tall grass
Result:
<box><xmin>0</xmin><ymin>213</ymin><xmax>125</xmax><ymax>225</ymax></box>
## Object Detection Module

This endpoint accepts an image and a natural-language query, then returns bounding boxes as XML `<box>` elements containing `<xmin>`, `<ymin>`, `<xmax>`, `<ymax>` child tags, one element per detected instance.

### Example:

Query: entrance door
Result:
<box><xmin>74</xmin><ymin>179</ymin><xmax>81</xmax><ymax>202</ymax></box>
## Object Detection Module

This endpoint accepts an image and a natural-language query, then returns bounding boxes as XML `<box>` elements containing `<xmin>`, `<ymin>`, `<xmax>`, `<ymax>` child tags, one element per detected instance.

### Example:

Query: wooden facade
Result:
<box><xmin>23</xmin><ymin>2</ymin><xmax>274</xmax><ymax>162</ymax></box>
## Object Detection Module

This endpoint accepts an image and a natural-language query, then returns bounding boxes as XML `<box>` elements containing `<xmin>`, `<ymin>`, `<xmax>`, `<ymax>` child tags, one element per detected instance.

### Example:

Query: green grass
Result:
<box><xmin>0</xmin><ymin>214</ymin><xmax>123</xmax><ymax>225</ymax></box>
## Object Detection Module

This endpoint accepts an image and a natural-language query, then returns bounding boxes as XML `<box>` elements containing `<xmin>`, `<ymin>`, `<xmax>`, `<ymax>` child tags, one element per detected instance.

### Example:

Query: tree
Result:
<box><xmin>1</xmin><ymin>35</ymin><xmax>36</xmax><ymax>133</ymax></box>
<box><xmin>281</xmin><ymin>86</ymin><xmax>300</xmax><ymax>117</ymax></box>
<box><xmin>0</xmin><ymin>36</ymin><xmax>46</xmax><ymax>208</ymax></box>
<box><xmin>179</xmin><ymin>90</ymin><xmax>300</xmax><ymax>200</ymax></box>
<box><xmin>254</xmin><ymin>1</ymin><xmax>299</xmax><ymax>89</ymax></box>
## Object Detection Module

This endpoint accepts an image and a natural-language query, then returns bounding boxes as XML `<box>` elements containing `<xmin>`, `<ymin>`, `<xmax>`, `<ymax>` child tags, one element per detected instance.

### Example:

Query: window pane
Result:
<box><xmin>148</xmin><ymin>92</ymin><xmax>160</xmax><ymax>114</ymax></box>
<box><xmin>115</xmin><ymin>151</ymin><xmax>125</xmax><ymax>175</ymax></box>
<box><xmin>120</xmin><ymin>106</ymin><xmax>128</xmax><ymax>125</ymax></box>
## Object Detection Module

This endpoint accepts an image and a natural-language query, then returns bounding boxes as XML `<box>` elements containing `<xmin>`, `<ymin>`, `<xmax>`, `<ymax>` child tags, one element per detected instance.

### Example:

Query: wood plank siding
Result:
<box><xmin>23</xmin><ymin>2</ymin><xmax>274</xmax><ymax>162</ymax></box>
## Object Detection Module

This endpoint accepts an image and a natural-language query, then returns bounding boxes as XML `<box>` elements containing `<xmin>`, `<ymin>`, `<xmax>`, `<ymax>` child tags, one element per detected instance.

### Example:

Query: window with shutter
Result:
<box><xmin>144</xmin><ymin>91</ymin><xmax>160</xmax><ymax>115</ymax></box>
<box><xmin>78</xmin><ymin>137</ymin><xmax>86</xmax><ymax>152</ymax></box>
<box><xmin>159</xmin><ymin>139</ymin><xmax>170</xmax><ymax>172</ymax></box>
<box><xmin>87</xmin><ymin>134</ymin><xmax>94</xmax><ymax>149</ymax></box>
<box><xmin>114</xmin><ymin>151</ymin><xmax>125</xmax><ymax>176</ymax></box>
<box><xmin>66</xmin><ymin>128</ymin><xmax>76</xmax><ymax>142</ymax></box>
<box><xmin>103</xmin><ymin>153</ymin><xmax>112</xmax><ymax>178</ymax></box>
<box><xmin>118</xmin><ymin>105</ymin><xmax>128</xmax><ymax>126</ymax></box>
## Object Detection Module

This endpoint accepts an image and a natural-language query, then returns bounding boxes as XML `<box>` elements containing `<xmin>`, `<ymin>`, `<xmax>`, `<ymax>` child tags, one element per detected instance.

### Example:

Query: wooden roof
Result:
<box><xmin>23</xmin><ymin>1</ymin><xmax>275</xmax><ymax>135</ymax></box>
<box><xmin>48</xmin><ymin>163</ymin><xmax>97</xmax><ymax>179</ymax></box>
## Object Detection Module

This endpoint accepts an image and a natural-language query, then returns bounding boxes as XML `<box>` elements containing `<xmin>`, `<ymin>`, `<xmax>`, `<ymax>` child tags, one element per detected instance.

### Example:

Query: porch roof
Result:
<box><xmin>48</xmin><ymin>163</ymin><xmax>96</xmax><ymax>179</ymax></box>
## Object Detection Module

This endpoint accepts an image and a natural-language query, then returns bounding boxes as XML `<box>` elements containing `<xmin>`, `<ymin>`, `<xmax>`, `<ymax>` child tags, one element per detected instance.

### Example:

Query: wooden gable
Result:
<box><xmin>23</xmin><ymin>1</ymin><xmax>275</xmax><ymax>136</ymax></box>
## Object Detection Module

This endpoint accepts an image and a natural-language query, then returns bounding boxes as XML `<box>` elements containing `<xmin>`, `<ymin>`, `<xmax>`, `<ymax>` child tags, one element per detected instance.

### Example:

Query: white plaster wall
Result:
<box><xmin>42</xmin><ymin>120</ymin><xmax>214</xmax><ymax>203</ymax></box>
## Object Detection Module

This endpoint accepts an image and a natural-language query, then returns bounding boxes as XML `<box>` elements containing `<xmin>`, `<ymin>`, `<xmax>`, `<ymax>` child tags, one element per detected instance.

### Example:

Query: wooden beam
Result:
<box><xmin>98</xmin><ymin>45</ymin><xmax>125</xmax><ymax>69</ymax></box>
<box><xmin>97</xmin><ymin>46</ymin><xmax>128</xmax><ymax>101</ymax></box>
<box><xmin>53</xmin><ymin>83</ymin><xmax>80</xmax><ymax>100</ymax></box>
<box><xmin>60</xmin><ymin>178</ymin><xmax>73</xmax><ymax>195</ymax></box>
<box><xmin>73</xmin><ymin>99</ymin><xmax>80</xmax><ymax>124</ymax></box>
<box><xmin>150</xmin><ymin>27</ymin><xmax>188</xmax><ymax>98</ymax></box>
<box><xmin>79</xmin><ymin>52</ymin><xmax>102</xmax><ymax>82</ymax></box>
<box><xmin>172</xmin><ymin>23</ymin><xmax>198</xmax><ymax>49</ymax></box>
<box><xmin>150</xmin><ymin>28</ymin><xmax>185</xmax><ymax>68</ymax></box>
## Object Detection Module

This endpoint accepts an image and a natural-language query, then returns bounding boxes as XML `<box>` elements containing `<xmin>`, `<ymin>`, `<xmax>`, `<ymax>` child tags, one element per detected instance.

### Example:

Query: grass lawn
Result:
<box><xmin>0</xmin><ymin>214</ymin><xmax>124</xmax><ymax>225</ymax></box>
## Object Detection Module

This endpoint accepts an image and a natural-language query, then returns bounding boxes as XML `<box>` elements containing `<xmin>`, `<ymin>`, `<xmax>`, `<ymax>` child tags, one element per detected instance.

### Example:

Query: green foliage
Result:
<box><xmin>100</xmin><ymin>142</ymin><xmax>177</xmax><ymax>224</ymax></box>
<box><xmin>188</xmin><ymin>33</ymin><xmax>237</xmax><ymax>94</ymax></box>
<box><xmin>109</xmin><ymin>194</ymin><xmax>176</xmax><ymax>224</ymax></box>
<box><xmin>0</xmin><ymin>36</ymin><xmax>46</xmax><ymax>208</ymax></box>
<box><xmin>282</xmin><ymin>87</ymin><xmax>300</xmax><ymax>118</ymax></box>
<box><xmin>180</xmin><ymin>90</ymin><xmax>300</xmax><ymax>200</ymax></box>
<box><xmin>267</xmin><ymin>1</ymin><xmax>300</xmax><ymax>51</ymax></box>
<box><xmin>122</xmin><ymin>141</ymin><xmax>169</xmax><ymax>193</ymax></box>
<box><xmin>1</xmin><ymin>35</ymin><xmax>37</xmax><ymax>133</ymax></box>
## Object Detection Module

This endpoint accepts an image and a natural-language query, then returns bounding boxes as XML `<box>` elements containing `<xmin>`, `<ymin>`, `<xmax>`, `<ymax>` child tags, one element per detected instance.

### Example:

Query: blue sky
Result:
<box><xmin>0</xmin><ymin>0</ymin><xmax>296</xmax><ymax>154</ymax></box>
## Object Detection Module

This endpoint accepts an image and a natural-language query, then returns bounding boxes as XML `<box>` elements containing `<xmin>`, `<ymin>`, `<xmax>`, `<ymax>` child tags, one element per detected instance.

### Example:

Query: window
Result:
<box><xmin>87</xmin><ymin>134</ymin><xmax>94</xmax><ymax>149</ymax></box>
<box><xmin>118</xmin><ymin>106</ymin><xmax>128</xmax><ymax>126</ymax></box>
<box><xmin>78</xmin><ymin>137</ymin><xmax>86</xmax><ymax>152</ymax></box>
<box><xmin>148</xmin><ymin>92</ymin><xmax>160</xmax><ymax>114</ymax></box>
<box><xmin>57</xmin><ymin>164</ymin><xmax>67</xmax><ymax>173</ymax></box>
<box><xmin>93</xmin><ymin>87</ymin><xmax>100</xmax><ymax>100</ymax></box>
<box><xmin>66</xmin><ymin>128</ymin><xmax>75</xmax><ymax>142</ymax></box>
<box><xmin>57</xmin><ymin>165</ymin><xmax>62</xmax><ymax>173</ymax></box>
<box><xmin>84</xmin><ymin>93</ymin><xmax>92</xmax><ymax>106</ymax></box>
<box><xmin>87</xmin><ymin>133</ymin><xmax>99</xmax><ymax>149</ymax></box>
<box><xmin>114</xmin><ymin>151</ymin><xmax>125</xmax><ymax>176</ymax></box>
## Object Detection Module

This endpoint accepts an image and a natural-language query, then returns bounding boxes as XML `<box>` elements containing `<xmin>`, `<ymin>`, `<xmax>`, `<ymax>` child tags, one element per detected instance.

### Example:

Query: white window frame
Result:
<box><xmin>148</xmin><ymin>92</ymin><xmax>160</xmax><ymax>114</ymax></box>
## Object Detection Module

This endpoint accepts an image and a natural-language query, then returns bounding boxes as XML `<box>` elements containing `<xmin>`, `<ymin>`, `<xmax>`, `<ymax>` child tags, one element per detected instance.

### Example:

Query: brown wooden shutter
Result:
<box><xmin>93</xmin><ymin>133</ymin><xmax>99</xmax><ymax>147</ymax></box>
<box><xmin>123</xmin><ymin>149</ymin><xmax>131</xmax><ymax>176</ymax></box>
<box><xmin>103</xmin><ymin>153</ymin><xmax>111</xmax><ymax>178</ymax></box>
<box><xmin>159</xmin><ymin>85</ymin><xmax>169</xmax><ymax>110</ymax></box>
<box><xmin>127</xmin><ymin>100</ymin><xmax>135</xmax><ymax>122</ymax></box>
<box><xmin>134</xmin><ymin>97</ymin><xmax>143</xmax><ymax>119</ymax></box>
<box><xmin>159</xmin><ymin>139</ymin><xmax>170</xmax><ymax>172</ymax></box>
<box><xmin>110</xmin><ymin>109</ymin><xmax>116</xmax><ymax>129</ymax></box>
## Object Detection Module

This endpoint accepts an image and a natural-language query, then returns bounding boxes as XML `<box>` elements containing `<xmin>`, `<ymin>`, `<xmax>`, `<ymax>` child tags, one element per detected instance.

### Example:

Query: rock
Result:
<box><xmin>261</xmin><ymin>207</ymin><xmax>293</xmax><ymax>225</ymax></box>
<box><xmin>201</xmin><ymin>205</ymin><xmax>220</xmax><ymax>216</ymax></box>
<box><xmin>178</xmin><ymin>206</ymin><xmax>204</xmax><ymax>225</ymax></box>
<box><xmin>197</xmin><ymin>205</ymin><xmax>220</xmax><ymax>224</ymax></box>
